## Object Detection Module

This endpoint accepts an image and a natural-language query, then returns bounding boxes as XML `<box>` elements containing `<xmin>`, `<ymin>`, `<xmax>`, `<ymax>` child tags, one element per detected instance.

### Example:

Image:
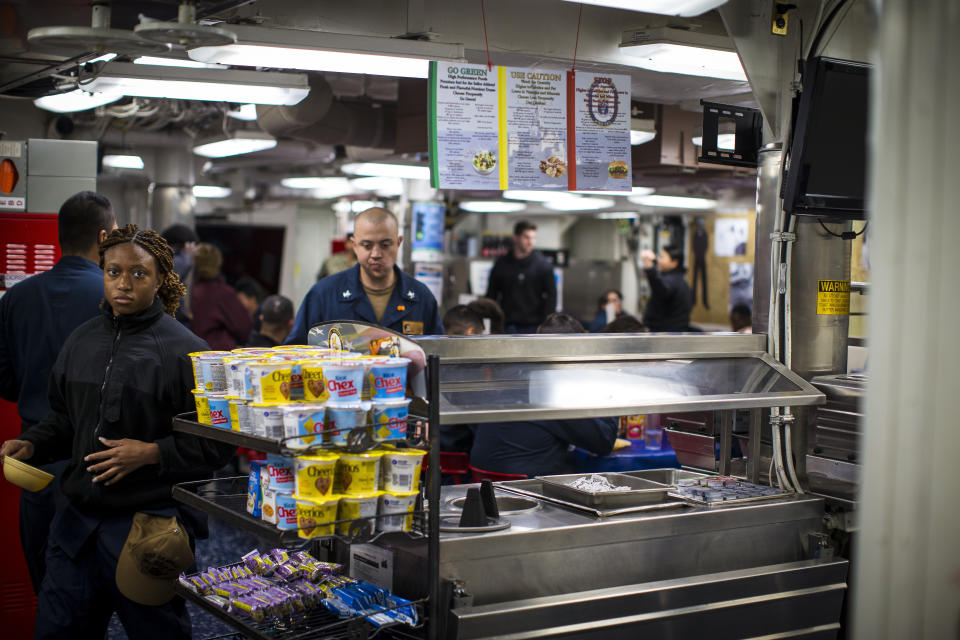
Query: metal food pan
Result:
<box><xmin>619</xmin><ymin>468</ymin><xmax>710</xmax><ymax>487</ymax></box>
<box><xmin>669</xmin><ymin>490</ymin><xmax>792</xmax><ymax>508</ymax></box>
<box><xmin>537</xmin><ymin>472</ymin><xmax>673</xmax><ymax>508</ymax></box>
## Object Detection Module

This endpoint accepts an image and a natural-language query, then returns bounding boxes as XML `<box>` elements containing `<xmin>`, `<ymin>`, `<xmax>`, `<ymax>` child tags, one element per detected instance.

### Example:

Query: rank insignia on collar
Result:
<box><xmin>342</xmin><ymin>289</ymin><xmax>351</xmax><ymax>298</ymax></box>
<box><xmin>406</xmin><ymin>290</ymin><xmax>415</xmax><ymax>299</ymax></box>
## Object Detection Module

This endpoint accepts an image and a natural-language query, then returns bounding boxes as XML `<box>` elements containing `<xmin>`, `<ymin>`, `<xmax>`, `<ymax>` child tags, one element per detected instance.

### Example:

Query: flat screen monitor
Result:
<box><xmin>783</xmin><ymin>57</ymin><xmax>871</xmax><ymax>220</ymax></box>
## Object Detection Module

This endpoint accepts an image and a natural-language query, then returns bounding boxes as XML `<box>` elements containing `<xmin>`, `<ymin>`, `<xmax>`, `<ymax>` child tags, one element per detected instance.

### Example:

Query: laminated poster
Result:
<box><xmin>410</xmin><ymin>202</ymin><xmax>445</xmax><ymax>263</ymax></box>
<box><xmin>429</xmin><ymin>63</ymin><xmax>630</xmax><ymax>192</ymax></box>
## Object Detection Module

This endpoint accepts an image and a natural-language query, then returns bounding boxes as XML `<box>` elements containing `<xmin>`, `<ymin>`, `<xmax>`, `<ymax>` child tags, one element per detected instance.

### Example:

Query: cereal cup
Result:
<box><xmin>377</xmin><ymin>491</ymin><xmax>418</xmax><ymax>533</ymax></box>
<box><xmin>295</xmin><ymin>452</ymin><xmax>339</xmax><ymax>499</ymax></box>
<box><xmin>246</xmin><ymin>460</ymin><xmax>265</xmax><ymax>517</ymax></box>
<box><xmin>227</xmin><ymin>397</ymin><xmax>249</xmax><ymax>432</ymax></box>
<box><xmin>368</xmin><ymin>358</ymin><xmax>410</xmax><ymax>400</ymax></box>
<box><xmin>192</xmin><ymin>389</ymin><xmax>211</xmax><ymax>425</ymax></box>
<box><xmin>250</xmin><ymin>403</ymin><xmax>284</xmax><ymax>439</ymax></box>
<box><xmin>248</xmin><ymin>361</ymin><xmax>294</xmax><ymax>403</ymax></box>
<box><xmin>190</xmin><ymin>351</ymin><xmax>231</xmax><ymax>392</ymax></box>
<box><xmin>325</xmin><ymin>402</ymin><xmax>371</xmax><ymax>447</ymax></box>
<box><xmin>274</xmin><ymin>491</ymin><xmax>299</xmax><ymax>530</ymax></box>
<box><xmin>380</xmin><ymin>449</ymin><xmax>426</xmax><ymax>493</ymax></box>
<box><xmin>281</xmin><ymin>404</ymin><xmax>326</xmax><ymax>450</ymax></box>
<box><xmin>266</xmin><ymin>453</ymin><xmax>296</xmax><ymax>492</ymax></box>
<box><xmin>336</xmin><ymin>492</ymin><xmax>380</xmax><ymax>535</ymax></box>
<box><xmin>371</xmin><ymin>398</ymin><xmax>411</xmax><ymax>442</ymax></box>
<box><xmin>337</xmin><ymin>450</ymin><xmax>384</xmax><ymax>495</ymax></box>
<box><xmin>321</xmin><ymin>361</ymin><xmax>365</xmax><ymax>404</ymax></box>
<box><xmin>300</xmin><ymin>360</ymin><xmax>329</xmax><ymax>403</ymax></box>
<box><xmin>261</xmin><ymin>486</ymin><xmax>277</xmax><ymax>524</ymax></box>
<box><xmin>188</xmin><ymin>352</ymin><xmax>206</xmax><ymax>391</ymax></box>
<box><xmin>207</xmin><ymin>394</ymin><xmax>231</xmax><ymax>429</ymax></box>
<box><xmin>295</xmin><ymin>494</ymin><xmax>340</xmax><ymax>538</ymax></box>
<box><xmin>224</xmin><ymin>356</ymin><xmax>257</xmax><ymax>399</ymax></box>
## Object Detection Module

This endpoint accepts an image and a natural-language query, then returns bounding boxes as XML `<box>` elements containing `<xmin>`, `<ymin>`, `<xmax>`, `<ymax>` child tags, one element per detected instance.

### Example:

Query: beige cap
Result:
<box><xmin>115</xmin><ymin>513</ymin><xmax>193</xmax><ymax>606</ymax></box>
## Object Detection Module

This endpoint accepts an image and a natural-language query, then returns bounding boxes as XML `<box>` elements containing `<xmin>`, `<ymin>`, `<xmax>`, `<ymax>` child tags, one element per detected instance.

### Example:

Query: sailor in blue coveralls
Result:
<box><xmin>286</xmin><ymin>207</ymin><xmax>443</xmax><ymax>344</ymax></box>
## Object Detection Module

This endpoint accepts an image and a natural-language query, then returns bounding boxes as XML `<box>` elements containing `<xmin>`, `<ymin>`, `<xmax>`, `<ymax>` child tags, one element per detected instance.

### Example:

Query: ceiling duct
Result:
<box><xmin>256</xmin><ymin>74</ymin><xmax>397</xmax><ymax>150</ymax></box>
<box><xmin>27</xmin><ymin>1</ymin><xmax>171</xmax><ymax>56</ymax></box>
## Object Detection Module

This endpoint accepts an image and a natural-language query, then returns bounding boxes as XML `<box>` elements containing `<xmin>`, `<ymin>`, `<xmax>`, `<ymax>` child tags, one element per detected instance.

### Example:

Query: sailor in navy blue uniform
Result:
<box><xmin>286</xmin><ymin>208</ymin><xmax>443</xmax><ymax>344</ymax></box>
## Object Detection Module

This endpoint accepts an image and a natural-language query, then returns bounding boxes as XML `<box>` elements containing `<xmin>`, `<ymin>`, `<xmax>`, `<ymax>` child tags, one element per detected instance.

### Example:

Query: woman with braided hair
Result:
<box><xmin>2</xmin><ymin>223</ymin><xmax>234</xmax><ymax>638</ymax></box>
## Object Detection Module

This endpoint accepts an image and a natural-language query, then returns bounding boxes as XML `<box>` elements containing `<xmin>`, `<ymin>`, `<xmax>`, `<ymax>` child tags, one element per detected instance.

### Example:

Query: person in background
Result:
<box><xmin>601</xmin><ymin>314</ymin><xmax>645</xmax><ymax>333</ymax></box>
<box><xmin>161</xmin><ymin>224</ymin><xmax>199</xmax><ymax>328</ymax></box>
<box><xmin>234</xmin><ymin>275</ymin><xmax>265</xmax><ymax>331</ymax></box>
<box><xmin>286</xmin><ymin>208</ymin><xmax>443</xmax><ymax>344</ymax></box>
<box><xmin>466</xmin><ymin>297</ymin><xmax>505</xmax><ymax>334</ymax></box>
<box><xmin>730</xmin><ymin>303</ymin><xmax>753</xmax><ymax>334</ymax></box>
<box><xmin>486</xmin><ymin>220</ymin><xmax>557</xmax><ymax>333</ymax></box>
<box><xmin>442</xmin><ymin>305</ymin><xmax>484</xmax><ymax>336</ymax></box>
<box><xmin>190</xmin><ymin>243</ymin><xmax>254</xmax><ymax>350</ymax></box>
<box><xmin>464</xmin><ymin>312</ymin><xmax>619</xmax><ymax>477</ymax></box>
<box><xmin>587</xmin><ymin>289</ymin><xmax>626</xmax><ymax>333</ymax></box>
<box><xmin>0</xmin><ymin>191</ymin><xmax>116</xmax><ymax>594</ymax></box>
<box><xmin>316</xmin><ymin>232</ymin><xmax>357</xmax><ymax>280</ymax></box>
<box><xmin>640</xmin><ymin>245</ymin><xmax>693</xmax><ymax>332</ymax></box>
<box><xmin>0</xmin><ymin>225</ymin><xmax>234</xmax><ymax>638</ymax></box>
<box><xmin>245</xmin><ymin>295</ymin><xmax>295</xmax><ymax>348</ymax></box>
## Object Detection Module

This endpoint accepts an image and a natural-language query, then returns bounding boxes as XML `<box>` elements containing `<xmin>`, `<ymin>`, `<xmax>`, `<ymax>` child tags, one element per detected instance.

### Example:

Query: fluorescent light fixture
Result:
<box><xmin>227</xmin><ymin>104</ymin><xmax>258</xmax><ymax>121</ymax></box>
<box><xmin>459</xmin><ymin>201</ymin><xmax>527</xmax><ymax>213</ymax></box>
<box><xmin>189</xmin><ymin>24</ymin><xmax>465</xmax><ymax>79</ymax></box>
<box><xmin>620</xmin><ymin>28</ymin><xmax>746</xmax><ymax>81</ymax></box>
<box><xmin>350</xmin><ymin>177</ymin><xmax>405</xmax><ymax>197</ymax></box>
<box><xmin>631</xmin><ymin>130</ymin><xmax>656</xmax><ymax>145</ymax></box>
<box><xmin>596</xmin><ymin>211</ymin><xmax>639</xmax><ymax>219</ymax></box>
<box><xmin>561</xmin><ymin>0</ymin><xmax>727</xmax><ymax>17</ymax></box>
<box><xmin>86</xmin><ymin>62</ymin><xmax>309</xmax><ymax>105</ymax></box>
<box><xmin>281</xmin><ymin>177</ymin><xmax>355</xmax><ymax>198</ymax></box>
<box><xmin>193</xmin><ymin>130</ymin><xmax>277</xmax><ymax>158</ymax></box>
<box><xmin>102</xmin><ymin>154</ymin><xmax>144</xmax><ymax>169</ymax></box>
<box><xmin>193</xmin><ymin>185</ymin><xmax>232</xmax><ymax>198</ymax></box>
<box><xmin>628</xmin><ymin>194</ymin><xmax>716</xmax><ymax>209</ymax></box>
<box><xmin>502</xmin><ymin>190</ymin><xmax>570</xmax><ymax>202</ymax></box>
<box><xmin>351</xmin><ymin>199</ymin><xmax>384</xmax><ymax>213</ymax></box>
<box><xmin>692</xmin><ymin>133</ymin><xmax>736</xmax><ymax>150</ymax></box>
<box><xmin>574</xmin><ymin>186</ymin><xmax>655</xmax><ymax>197</ymax></box>
<box><xmin>544</xmin><ymin>196</ymin><xmax>616</xmax><ymax>211</ymax></box>
<box><xmin>340</xmin><ymin>162</ymin><xmax>430</xmax><ymax>180</ymax></box>
<box><xmin>34</xmin><ymin>88</ymin><xmax>123</xmax><ymax>113</ymax></box>
<box><xmin>134</xmin><ymin>55</ymin><xmax>226</xmax><ymax>69</ymax></box>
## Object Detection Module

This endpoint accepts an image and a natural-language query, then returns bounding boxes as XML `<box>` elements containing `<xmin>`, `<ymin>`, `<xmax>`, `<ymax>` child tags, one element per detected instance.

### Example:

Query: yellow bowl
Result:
<box><xmin>3</xmin><ymin>457</ymin><xmax>54</xmax><ymax>492</ymax></box>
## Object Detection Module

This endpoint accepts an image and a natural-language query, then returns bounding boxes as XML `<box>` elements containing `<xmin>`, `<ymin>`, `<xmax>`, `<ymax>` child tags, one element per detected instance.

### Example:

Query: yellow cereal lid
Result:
<box><xmin>383</xmin><ymin>448</ymin><xmax>427</xmax><ymax>458</ymax></box>
<box><xmin>339</xmin><ymin>491</ymin><xmax>381</xmax><ymax>500</ymax></box>
<box><xmin>339</xmin><ymin>450</ymin><xmax>385</xmax><ymax>459</ymax></box>
<box><xmin>293</xmin><ymin>493</ymin><xmax>342</xmax><ymax>505</ymax></box>
<box><xmin>297</xmin><ymin>452</ymin><xmax>339</xmax><ymax>462</ymax></box>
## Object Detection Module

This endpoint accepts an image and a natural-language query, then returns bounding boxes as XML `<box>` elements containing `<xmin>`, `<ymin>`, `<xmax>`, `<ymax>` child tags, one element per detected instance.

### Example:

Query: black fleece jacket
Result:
<box><xmin>486</xmin><ymin>251</ymin><xmax>557</xmax><ymax>326</ymax></box>
<box><xmin>642</xmin><ymin>266</ymin><xmax>693</xmax><ymax>332</ymax></box>
<box><xmin>21</xmin><ymin>298</ymin><xmax>234</xmax><ymax>513</ymax></box>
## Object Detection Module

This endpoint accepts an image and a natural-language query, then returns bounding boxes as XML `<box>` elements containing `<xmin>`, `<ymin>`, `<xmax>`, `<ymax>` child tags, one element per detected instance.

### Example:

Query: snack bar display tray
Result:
<box><xmin>538</xmin><ymin>472</ymin><xmax>674</xmax><ymax>508</ymax></box>
<box><xmin>495</xmin><ymin>478</ymin><xmax>688</xmax><ymax>518</ymax></box>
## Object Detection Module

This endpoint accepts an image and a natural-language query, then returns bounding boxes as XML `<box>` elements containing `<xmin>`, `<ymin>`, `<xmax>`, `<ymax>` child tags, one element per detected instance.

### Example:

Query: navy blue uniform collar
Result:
<box><xmin>334</xmin><ymin>264</ymin><xmax>421</xmax><ymax>326</ymax></box>
<box><xmin>56</xmin><ymin>254</ymin><xmax>102</xmax><ymax>273</ymax></box>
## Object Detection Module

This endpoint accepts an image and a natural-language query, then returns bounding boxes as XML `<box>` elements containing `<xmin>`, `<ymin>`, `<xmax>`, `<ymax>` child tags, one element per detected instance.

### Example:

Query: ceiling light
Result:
<box><xmin>189</xmin><ymin>24</ymin><xmax>465</xmax><ymax>79</ymax></box>
<box><xmin>351</xmin><ymin>199</ymin><xmax>384</xmax><ymax>213</ymax></box>
<box><xmin>340</xmin><ymin>163</ymin><xmax>431</xmax><ymax>180</ymax></box>
<box><xmin>193</xmin><ymin>185</ymin><xmax>232</xmax><ymax>198</ymax></box>
<box><xmin>692</xmin><ymin>133</ymin><xmax>736</xmax><ymax>150</ymax></box>
<box><xmin>281</xmin><ymin>177</ymin><xmax>354</xmax><ymax>198</ymax></box>
<box><xmin>226</xmin><ymin>104</ymin><xmax>258</xmax><ymax>121</ymax></box>
<box><xmin>544</xmin><ymin>197</ymin><xmax>616</xmax><ymax>211</ymax></box>
<box><xmin>574</xmin><ymin>187</ymin><xmax>655</xmax><ymax>197</ymax></box>
<box><xmin>193</xmin><ymin>131</ymin><xmax>277</xmax><ymax>158</ymax></box>
<box><xmin>459</xmin><ymin>201</ymin><xmax>527</xmax><ymax>213</ymax></box>
<box><xmin>620</xmin><ymin>28</ymin><xmax>747</xmax><ymax>81</ymax></box>
<box><xmin>350</xmin><ymin>177</ymin><xmax>405</xmax><ymax>197</ymax></box>
<box><xmin>631</xmin><ymin>130</ymin><xmax>656</xmax><ymax>145</ymax></box>
<box><xmin>502</xmin><ymin>190</ymin><xmax>570</xmax><ymax>202</ymax></box>
<box><xmin>628</xmin><ymin>194</ymin><xmax>716</xmax><ymax>209</ymax></box>
<box><xmin>34</xmin><ymin>88</ymin><xmax>123</xmax><ymax>113</ymax></box>
<box><xmin>89</xmin><ymin>53</ymin><xmax>118</xmax><ymax>63</ymax></box>
<box><xmin>102</xmin><ymin>154</ymin><xmax>144</xmax><ymax>169</ymax></box>
<box><xmin>85</xmin><ymin>62</ymin><xmax>309</xmax><ymax>105</ymax></box>
<box><xmin>596</xmin><ymin>211</ymin><xmax>639</xmax><ymax>219</ymax></box>
<box><xmin>561</xmin><ymin>0</ymin><xmax>727</xmax><ymax>17</ymax></box>
<box><xmin>133</xmin><ymin>55</ymin><xmax>226</xmax><ymax>69</ymax></box>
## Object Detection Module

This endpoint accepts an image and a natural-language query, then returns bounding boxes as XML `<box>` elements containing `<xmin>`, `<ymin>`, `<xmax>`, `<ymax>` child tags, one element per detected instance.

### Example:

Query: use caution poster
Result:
<box><xmin>429</xmin><ymin>62</ymin><xmax>631</xmax><ymax>192</ymax></box>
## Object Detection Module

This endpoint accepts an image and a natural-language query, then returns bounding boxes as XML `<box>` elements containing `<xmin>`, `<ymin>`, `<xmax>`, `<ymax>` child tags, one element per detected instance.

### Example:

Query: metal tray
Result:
<box><xmin>495</xmin><ymin>479</ymin><xmax>687</xmax><ymax>517</ymax></box>
<box><xmin>619</xmin><ymin>468</ymin><xmax>711</xmax><ymax>486</ymax></box>
<box><xmin>537</xmin><ymin>472</ymin><xmax>674</xmax><ymax>508</ymax></box>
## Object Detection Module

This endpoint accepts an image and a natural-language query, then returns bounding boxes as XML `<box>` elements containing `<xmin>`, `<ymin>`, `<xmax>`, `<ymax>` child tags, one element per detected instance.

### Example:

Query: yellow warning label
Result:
<box><xmin>816</xmin><ymin>280</ymin><xmax>851</xmax><ymax>315</ymax></box>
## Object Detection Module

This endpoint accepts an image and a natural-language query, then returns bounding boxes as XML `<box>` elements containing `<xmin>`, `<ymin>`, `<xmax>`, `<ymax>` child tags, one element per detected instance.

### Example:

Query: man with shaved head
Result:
<box><xmin>286</xmin><ymin>207</ymin><xmax>442</xmax><ymax>343</ymax></box>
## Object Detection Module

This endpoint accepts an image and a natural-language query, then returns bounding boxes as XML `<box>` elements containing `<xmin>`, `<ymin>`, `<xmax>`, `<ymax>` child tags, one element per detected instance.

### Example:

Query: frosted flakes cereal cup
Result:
<box><xmin>281</xmin><ymin>404</ymin><xmax>326</xmax><ymax>450</ymax></box>
<box><xmin>337</xmin><ymin>450</ymin><xmax>384</xmax><ymax>495</ymax></box>
<box><xmin>295</xmin><ymin>452</ymin><xmax>339</xmax><ymax>499</ymax></box>
<box><xmin>250</xmin><ymin>403</ymin><xmax>284</xmax><ymax>439</ymax></box>
<box><xmin>248</xmin><ymin>361</ymin><xmax>294</xmax><ymax>403</ymax></box>
<box><xmin>300</xmin><ymin>360</ymin><xmax>329</xmax><ymax>403</ymax></box>
<box><xmin>266</xmin><ymin>453</ymin><xmax>296</xmax><ymax>492</ymax></box>
<box><xmin>274</xmin><ymin>490</ymin><xmax>299</xmax><ymax>531</ymax></box>
<box><xmin>321</xmin><ymin>361</ymin><xmax>365</xmax><ymax>404</ymax></box>
<box><xmin>191</xmin><ymin>389</ymin><xmax>211</xmax><ymax>425</ymax></box>
<box><xmin>377</xmin><ymin>491</ymin><xmax>418</xmax><ymax>533</ymax></box>
<box><xmin>380</xmin><ymin>449</ymin><xmax>426</xmax><ymax>493</ymax></box>
<box><xmin>368</xmin><ymin>357</ymin><xmax>410</xmax><ymax>400</ymax></box>
<box><xmin>371</xmin><ymin>397</ymin><xmax>411</xmax><ymax>442</ymax></box>
<box><xmin>207</xmin><ymin>394</ymin><xmax>231</xmax><ymax>429</ymax></box>
<box><xmin>295</xmin><ymin>494</ymin><xmax>340</xmax><ymax>539</ymax></box>
<box><xmin>325</xmin><ymin>402</ymin><xmax>371</xmax><ymax>447</ymax></box>
<box><xmin>336</xmin><ymin>492</ymin><xmax>380</xmax><ymax>535</ymax></box>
